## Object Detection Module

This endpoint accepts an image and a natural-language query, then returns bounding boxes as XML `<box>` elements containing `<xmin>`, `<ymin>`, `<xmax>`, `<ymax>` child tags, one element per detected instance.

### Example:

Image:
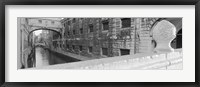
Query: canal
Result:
<box><xmin>34</xmin><ymin>47</ymin><xmax>81</xmax><ymax>67</ymax></box>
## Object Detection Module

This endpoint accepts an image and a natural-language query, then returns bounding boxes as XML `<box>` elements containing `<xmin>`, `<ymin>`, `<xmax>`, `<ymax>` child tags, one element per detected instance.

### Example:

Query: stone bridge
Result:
<box><xmin>29</xmin><ymin>26</ymin><xmax>61</xmax><ymax>34</ymax></box>
<box><xmin>30</xmin><ymin>49</ymin><xmax>182</xmax><ymax>70</ymax></box>
<box><xmin>27</xmin><ymin>18</ymin><xmax>62</xmax><ymax>34</ymax></box>
<box><xmin>26</xmin><ymin>18</ymin><xmax>63</xmax><ymax>43</ymax></box>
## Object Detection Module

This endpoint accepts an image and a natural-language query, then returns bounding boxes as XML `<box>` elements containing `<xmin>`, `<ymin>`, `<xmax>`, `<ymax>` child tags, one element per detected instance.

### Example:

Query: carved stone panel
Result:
<box><xmin>152</xmin><ymin>20</ymin><xmax>176</xmax><ymax>53</ymax></box>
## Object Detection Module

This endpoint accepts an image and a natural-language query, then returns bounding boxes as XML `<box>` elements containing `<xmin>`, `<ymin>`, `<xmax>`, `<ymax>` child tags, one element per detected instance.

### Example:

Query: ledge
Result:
<box><xmin>29</xmin><ymin>49</ymin><xmax>182</xmax><ymax>70</ymax></box>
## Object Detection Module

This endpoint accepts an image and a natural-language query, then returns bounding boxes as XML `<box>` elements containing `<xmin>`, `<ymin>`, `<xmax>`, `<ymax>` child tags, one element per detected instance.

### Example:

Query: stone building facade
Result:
<box><xmin>59</xmin><ymin>18</ymin><xmax>175</xmax><ymax>59</ymax></box>
<box><xmin>18</xmin><ymin>18</ymin><xmax>32</xmax><ymax>69</ymax></box>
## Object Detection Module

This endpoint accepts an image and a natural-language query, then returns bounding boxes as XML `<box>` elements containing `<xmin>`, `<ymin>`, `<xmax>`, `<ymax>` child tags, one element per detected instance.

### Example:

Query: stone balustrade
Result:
<box><xmin>29</xmin><ymin>49</ymin><xmax>182</xmax><ymax>70</ymax></box>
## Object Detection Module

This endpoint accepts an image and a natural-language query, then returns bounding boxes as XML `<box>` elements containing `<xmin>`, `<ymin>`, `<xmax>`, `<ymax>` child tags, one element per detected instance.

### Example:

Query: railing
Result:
<box><xmin>29</xmin><ymin>49</ymin><xmax>182</xmax><ymax>69</ymax></box>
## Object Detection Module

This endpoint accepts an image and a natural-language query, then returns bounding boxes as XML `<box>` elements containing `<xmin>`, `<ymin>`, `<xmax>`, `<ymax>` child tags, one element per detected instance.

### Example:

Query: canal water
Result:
<box><xmin>35</xmin><ymin>47</ymin><xmax>80</xmax><ymax>67</ymax></box>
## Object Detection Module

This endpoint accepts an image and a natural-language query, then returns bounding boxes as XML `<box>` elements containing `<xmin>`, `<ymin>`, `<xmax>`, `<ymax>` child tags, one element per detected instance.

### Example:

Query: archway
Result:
<box><xmin>26</xmin><ymin>28</ymin><xmax>62</xmax><ymax>68</ymax></box>
<box><xmin>28</xmin><ymin>28</ymin><xmax>62</xmax><ymax>46</ymax></box>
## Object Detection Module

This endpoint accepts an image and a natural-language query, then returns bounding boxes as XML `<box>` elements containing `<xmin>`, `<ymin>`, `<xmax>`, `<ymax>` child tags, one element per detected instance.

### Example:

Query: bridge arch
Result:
<box><xmin>28</xmin><ymin>28</ymin><xmax>62</xmax><ymax>46</ymax></box>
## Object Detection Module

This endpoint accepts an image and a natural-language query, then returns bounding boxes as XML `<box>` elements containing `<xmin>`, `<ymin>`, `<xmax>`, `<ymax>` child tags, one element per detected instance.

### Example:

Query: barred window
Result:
<box><xmin>102</xmin><ymin>48</ymin><xmax>108</xmax><ymax>56</ymax></box>
<box><xmin>89</xmin><ymin>24</ymin><xmax>93</xmax><ymax>33</ymax></box>
<box><xmin>102</xmin><ymin>21</ymin><xmax>109</xmax><ymax>30</ymax></box>
<box><xmin>141</xmin><ymin>18</ymin><xmax>145</xmax><ymax>22</ymax></box>
<box><xmin>68</xmin><ymin>31</ymin><xmax>70</xmax><ymax>36</ymax></box>
<box><xmin>120</xmin><ymin>49</ymin><xmax>130</xmax><ymax>55</ymax></box>
<box><xmin>68</xmin><ymin>21</ymin><xmax>71</xmax><ymax>25</ymax></box>
<box><xmin>121</xmin><ymin>18</ymin><xmax>131</xmax><ymax>28</ymax></box>
<box><xmin>80</xmin><ymin>28</ymin><xmax>83</xmax><ymax>34</ymax></box>
<box><xmin>73</xmin><ymin>18</ymin><xmax>76</xmax><ymax>23</ymax></box>
<box><xmin>89</xmin><ymin>46</ymin><xmax>93</xmax><ymax>53</ymax></box>
<box><xmin>79</xmin><ymin>46</ymin><xmax>83</xmax><ymax>51</ymax></box>
<box><xmin>73</xmin><ymin>30</ymin><xmax>76</xmax><ymax>35</ymax></box>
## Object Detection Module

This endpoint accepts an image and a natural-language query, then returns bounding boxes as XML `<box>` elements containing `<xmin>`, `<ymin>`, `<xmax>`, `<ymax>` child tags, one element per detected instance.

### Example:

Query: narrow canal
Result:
<box><xmin>34</xmin><ymin>46</ymin><xmax>80</xmax><ymax>67</ymax></box>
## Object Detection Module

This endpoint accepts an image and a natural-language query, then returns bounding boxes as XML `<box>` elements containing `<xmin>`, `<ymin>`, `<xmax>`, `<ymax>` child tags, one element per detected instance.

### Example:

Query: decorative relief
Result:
<box><xmin>152</xmin><ymin>20</ymin><xmax>176</xmax><ymax>53</ymax></box>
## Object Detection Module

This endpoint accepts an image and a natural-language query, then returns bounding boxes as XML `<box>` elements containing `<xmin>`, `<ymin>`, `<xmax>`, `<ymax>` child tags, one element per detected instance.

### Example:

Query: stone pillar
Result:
<box><xmin>109</xmin><ymin>18</ymin><xmax>117</xmax><ymax>56</ymax></box>
<box><xmin>130</xmin><ymin>18</ymin><xmax>137</xmax><ymax>55</ymax></box>
<box><xmin>152</xmin><ymin>20</ymin><xmax>176</xmax><ymax>53</ymax></box>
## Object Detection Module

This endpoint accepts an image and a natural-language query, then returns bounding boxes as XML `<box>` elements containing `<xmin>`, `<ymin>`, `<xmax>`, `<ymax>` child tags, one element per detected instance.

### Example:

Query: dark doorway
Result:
<box><xmin>120</xmin><ymin>49</ymin><xmax>130</xmax><ymax>56</ymax></box>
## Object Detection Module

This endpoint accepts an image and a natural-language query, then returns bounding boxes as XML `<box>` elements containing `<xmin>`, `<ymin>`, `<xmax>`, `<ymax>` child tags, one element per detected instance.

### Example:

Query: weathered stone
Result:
<box><xmin>151</xmin><ymin>54</ymin><xmax>159</xmax><ymax>59</ymax></box>
<box><xmin>167</xmin><ymin>62</ymin><xmax>183</xmax><ymax>70</ymax></box>
<box><xmin>159</xmin><ymin>54</ymin><xmax>166</xmax><ymax>59</ymax></box>
<box><xmin>152</xmin><ymin>20</ymin><xmax>176</xmax><ymax>53</ymax></box>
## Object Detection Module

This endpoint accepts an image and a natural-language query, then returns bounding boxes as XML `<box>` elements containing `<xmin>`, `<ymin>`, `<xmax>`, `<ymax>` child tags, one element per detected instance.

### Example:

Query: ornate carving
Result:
<box><xmin>152</xmin><ymin>20</ymin><xmax>176</xmax><ymax>53</ymax></box>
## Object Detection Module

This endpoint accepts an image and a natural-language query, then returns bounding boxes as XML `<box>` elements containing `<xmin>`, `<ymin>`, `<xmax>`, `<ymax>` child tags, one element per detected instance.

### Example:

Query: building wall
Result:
<box><xmin>60</xmin><ymin>18</ymin><xmax>159</xmax><ymax>59</ymax></box>
<box><xmin>18</xmin><ymin>18</ymin><xmax>32</xmax><ymax>69</ymax></box>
